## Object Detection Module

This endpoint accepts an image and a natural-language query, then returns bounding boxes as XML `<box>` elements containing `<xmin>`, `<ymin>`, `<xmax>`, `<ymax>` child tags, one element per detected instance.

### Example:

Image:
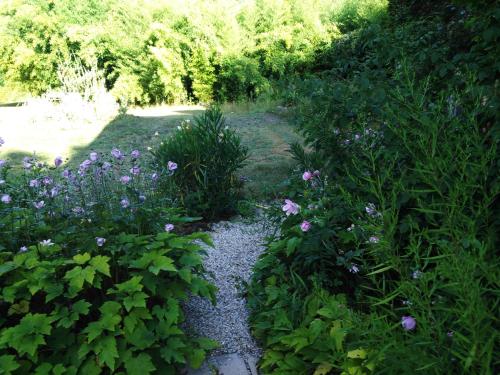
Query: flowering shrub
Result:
<box><xmin>152</xmin><ymin>106</ymin><xmax>248</xmax><ymax>220</ymax></box>
<box><xmin>0</xmin><ymin>142</ymin><xmax>218</xmax><ymax>373</ymax></box>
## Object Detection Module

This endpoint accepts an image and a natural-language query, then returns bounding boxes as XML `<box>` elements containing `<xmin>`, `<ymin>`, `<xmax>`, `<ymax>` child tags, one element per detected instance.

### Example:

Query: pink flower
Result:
<box><xmin>401</xmin><ymin>316</ymin><xmax>416</xmax><ymax>331</ymax></box>
<box><xmin>54</xmin><ymin>156</ymin><xmax>63</xmax><ymax>167</ymax></box>
<box><xmin>300</xmin><ymin>220</ymin><xmax>311</xmax><ymax>232</ymax></box>
<box><xmin>120</xmin><ymin>198</ymin><xmax>130</xmax><ymax>208</ymax></box>
<box><xmin>29</xmin><ymin>179</ymin><xmax>40</xmax><ymax>188</ymax></box>
<box><xmin>302</xmin><ymin>171</ymin><xmax>313</xmax><ymax>181</ymax></box>
<box><xmin>168</xmin><ymin>161</ymin><xmax>178</xmax><ymax>171</ymax></box>
<box><xmin>120</xmin><ymin>175</ymin><xmax>131</xmax><ymax>184</ymax></box>
<box><xmin>96</xmin><ymin>237</ymin><xmax>106</xmax><ymax>247</ymax></box>
<box><xmin>1</xmin><ymin>194</ymin><xmax>11</xmax><ymax>204</ymax></box>
<box><xmin>165</xmin><ymin>223</ymin><xmax>174</xmax><ymax>232</ymax></box>
<box><xmin>89</xmin><ymin>152</ymin><xmax>98</xmax><ymax>161</ymax></box>
<box><xmin>282</xmin><ymin>199</ymin><xmax>300</xmax><ymax>216</ymax></box>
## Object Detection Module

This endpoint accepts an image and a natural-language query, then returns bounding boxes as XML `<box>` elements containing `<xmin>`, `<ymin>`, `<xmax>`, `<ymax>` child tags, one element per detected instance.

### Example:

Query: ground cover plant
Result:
<box><xmin>248</xmin><ymin>0</ymin><xmax>499</xmax><ymax>373</ymax></box>
<box><xmin>0</xmin><ymin>142</ymin><xmax>219</xmax><ymax>373</ymax></box>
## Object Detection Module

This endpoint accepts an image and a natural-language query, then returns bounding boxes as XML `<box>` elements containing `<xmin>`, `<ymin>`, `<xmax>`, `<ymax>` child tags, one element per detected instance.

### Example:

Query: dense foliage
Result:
<box><xmin>0</xmin><ymin>147</ymin><xmax>218</xmax><ymax>373</ymax></box>
<box><xmin>0</xmin><ymin>0</ymin><xmax>387</xmax><ymax>104</ymax></box>
<box><xmin>248</xmin><ymin>0</ymin><xmax>499</xmax><ymax>374</ymax></box>
<box><xmin>153</xmin><ymin>107</ymin><xmax>248</xmax><ymax>220</ymax></box>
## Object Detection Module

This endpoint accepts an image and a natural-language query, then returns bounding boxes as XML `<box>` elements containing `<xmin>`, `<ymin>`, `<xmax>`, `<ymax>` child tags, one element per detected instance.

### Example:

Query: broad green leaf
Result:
<box><xmin>0</xmin><ymin>355</ymin><xmax>19</xmax><ymax>374</ymax></box>
<box><xmin>94</xmin><ymin>335</ymin><xmax>119</xmax><ymax>371</ymax></box>
<box><xmin>73</xmin><ymin>253</ymin><xmax>91</xmax><ymax>265</ymax></box>
<box><xmin>124</xmin><ymin>353</ymin><xmax>156</xmax><ymax>375</ymax></box>
<box><xmin>313</xmin><ymin>363</ymin><xmax>333</xmax><ymax>375</ymax></box>
<box><xmin>90</xmin><ymin>255</ymin><xmax>111</xmax><ymax>277</ymax></box>
<box><xmin>123</xmin><ymin>292</ymin><xmax>148</xmax><ymax>312</ymax></box>
<box><xmin>160</xmin><ymin>338</ymin><xmax>186</xmax><ymax>364</ymax></box>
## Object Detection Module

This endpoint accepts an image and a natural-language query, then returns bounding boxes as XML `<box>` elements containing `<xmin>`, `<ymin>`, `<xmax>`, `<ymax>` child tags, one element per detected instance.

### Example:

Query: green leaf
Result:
<box><xmin>124</xmin><ymin>353</ymin><xmax>156</xmax><ymax>375</ymax></box>
<box><xmin>126</xmin><ymin>323</ymin><xmax>156</xmax><ymax>349</ymax></box>
<box><xmin>123</xmin><ymin>292</ymin><xmax>148</xmax><ymax>312</ymax></box>
<box><xmin>73</xmin><ymin>253</ymin><xmax>91</xmax><ymax>265</ymax></box>
<box><xmin>94</xmin><ymin>335</ymin><xmax>119</xmax><ymax>371</ymax></box>
<box><xmin>73</xmin><ymin>300</ymin><xmax>91</xmax><ymax>315</ymax></box>
<box><xmin>286</xmin><ymin>237</ymin><xmax>302</xmax><ymax>256</ymax></box>
<box><xmin>90</xmin><ymin>255</ymin><xmax>111</xmax><ymax>277</ymax></box>
<box><xmin>160</xmin><ymin>337</ymin><xmax>187</xmax><ymax>364</ymax></box>
<box><xmin>188</xmin><ymin>349</ymin><xmax>206</xmax><ymax>369</ymax></box>
<box><xmin>0</xmin><ymin>355</ymin><xmax>20</xmax><ymax>374</ymax></box>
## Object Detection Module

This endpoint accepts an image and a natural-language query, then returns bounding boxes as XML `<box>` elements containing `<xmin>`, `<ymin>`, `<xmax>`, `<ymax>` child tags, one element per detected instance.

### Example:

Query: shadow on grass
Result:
<box><xmin>1</xmin><ymin>105</ymin><xmax>300</xmax><ymax>199</ymax></box>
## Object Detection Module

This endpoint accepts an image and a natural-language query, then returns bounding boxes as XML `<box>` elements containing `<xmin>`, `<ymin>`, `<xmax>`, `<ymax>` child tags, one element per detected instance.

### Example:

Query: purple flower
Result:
<box><xmin>447</xmin><ymin>331</ymin><xmax>454</xmax><ymax>337</ymax></box>
<box><xmin>79</xmin><ymin>159</ymin><xmax>92</xmax><ymax>171</ymax></box>
<box><xmin>102</xmin><ymin>162</ymin><xmax>112</xmax><ymax>171</ymax></box>
<box><xmin>120</xmin><ymin>175</ymin><xmax>132</xmax><ymax>184</ymax></box>
<box><xmin>40</xmin><ymin>239</ymin><xmax>54</xmax><ymax>247</ymax></box>
<box><xmin>131</xmin><ymin>150</ymin><xmax>140</xmax><ymax>159</ymax></box>
<box><xmin>29</xmin><ymin>179</ymin><xmax>40</xmax><ymax>188</ymax></box>
<box><xmin>302</xmin><ymin>171</ymin><xmax>313</xmax><ymax>181</ymax></box>
<box><xmin>72</xmin><ymin>207</ymin><xmax>84</xmax><ymax>215</ymax></box>
<box><xmin>96</xmin><ymin>237</ymin><xmax>106</xmax><ymax>247</ymax></box>
<box><xmin>313</xmin><ymin>170</ymin><xmax>320</xmax><ymax>177</ymax></box>
<box><xmin>401</xmin><ymin>316</ymin><xmax>416</xmax><ymax>331</ymax></box>
<box><xmin>111</xmin><ymin>148</ymin><xmax>124</xmax><ymax>160</ymax></box>
<box><xmin>1</xmin><ymin>194</ymin><xmax>11</xmax><ymax>204</ymax></box>
<box><xmin>23</xmin><ymin>157</ymin><xmax>33</xmax><ymax>170</ymax></box>
<box><xmin>50</xmin><ymin>186</ymin><xmax>60</xmax><ymax>198</ymax></box>
<box><xmin>62</xmin><ymin>169</ymin><xmax>71</xmax><ymax>178</ymax></box>
<box><xmin>151</xmin><ymin>172</ymin><xmax>159</xmax><ymax>181</ymax></box>
<box><xmin>54</xmin><ymin>156</ymin><xmax>63</xmax><ymax>167</ymax></box>
<box><xmin>365</xmin><ymin>203</ymin><xmax>381</xmax><ymax>218</ymax></box>
<box><xmin>139</xmin><ymin>195</ymin><xmax>146</xmax><ymax>203</ymax></box>
<box><xmin>19</xmin><ymin>246</ymin><xmax>28</xmax><ymax>253</ymax></box>
<box><xmin>167</xmin><ymin>161</ymin><xmax>178</xmax><ymax>171</ymax></box>
<box><xmin>0</xmin><ymin>137</ymin><xmax>4</xmax><ymax>146</ymax></box>
<box><xmin>33</xmin><ymin>201</ymin><xmax>45</xmax><ymax>209</ymax></box>
<box><xmin>282</xmin><ymin>199</ymin><xmax>300</xmax><ymax>216</ymax></box>
<box><xmin>120</xmin><ymin>198</ymin><xmax>130</xmax><ymax>208</ymax></box>
<box><xmin>349</xmin><ymin>264</ymin><xmax>360</xmax><ymax>273</ymax></box>
<box><xmin>89</xmin><ymin>152</ymin><xmax>99</xmax><ymax>161</ymax></box>
<box><xmin>300</xmin><ymin>220</ymin><xmax>311</xmax><ymax>232</ymax></box>
<box><xmin>0</xmin><ymin>159</ymin><xmax>6</xmax><ymax>168</ymax></box>
<box><xmin>165</xmin><ymin>223</ymin><xmax>174</xmax><ymax>232</ymax></box>
<box><xmin>42</xmin><ymin>176</ymin><xmax>53</xmax><ymax>186</ymax></box>
<box><xmin>369</xmin><ymin>236</ymin><xmax>379</xmax><ymax>243</ymax></box>
<box><xmin>130</xmin><ymin>166</ymin><xmax>141</xmax><ymax>176</ymax></box>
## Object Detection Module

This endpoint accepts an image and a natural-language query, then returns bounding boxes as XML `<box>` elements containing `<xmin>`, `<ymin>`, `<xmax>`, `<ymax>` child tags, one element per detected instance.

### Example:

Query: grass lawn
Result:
<box><xmin>0</xmin><ymin>104</ymin><xmax>301</xmax><ymax>198</ymax></box>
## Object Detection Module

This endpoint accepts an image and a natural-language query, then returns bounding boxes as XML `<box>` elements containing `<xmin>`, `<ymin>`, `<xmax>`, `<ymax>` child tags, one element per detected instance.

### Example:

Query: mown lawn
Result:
<box><xmin>0</xmin><ymin>104</ymin><xmax>300</xmax><ymax>198</ymax></box>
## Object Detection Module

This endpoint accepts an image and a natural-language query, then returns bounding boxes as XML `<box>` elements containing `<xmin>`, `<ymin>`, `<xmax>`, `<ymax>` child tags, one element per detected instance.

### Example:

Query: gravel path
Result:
<box><xmin>183</xmin><ymin>216</ymin><xmax>274</xmax><ymax>370</ymax></box>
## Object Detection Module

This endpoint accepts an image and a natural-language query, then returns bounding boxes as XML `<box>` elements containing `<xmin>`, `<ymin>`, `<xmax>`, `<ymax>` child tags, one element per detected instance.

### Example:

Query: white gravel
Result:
<box><xmin>183</xmin><ymin>216</ymin><xmax>275</xmax><ymax>358</ymax></box>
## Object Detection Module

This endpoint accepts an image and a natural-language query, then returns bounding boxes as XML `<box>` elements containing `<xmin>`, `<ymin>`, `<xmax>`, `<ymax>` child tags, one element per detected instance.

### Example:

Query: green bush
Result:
<box><xmin>0</xmin><ymin>232</ymin><xmax>217</xmax><ymax>374</ymax></box>
<box><xmin>249</xmin><ymin>2</ymin><xmax>499</xmax><ymax>373</ymax></box>
<box><xmin>153</xmin><ymin>107</ymin><xmax>248</xmax><ymax>220</ymax></box>
<box><xmin>0</xmin><ymin>146</ymin><xmax>218</xmax><ymax>374</ymax></box>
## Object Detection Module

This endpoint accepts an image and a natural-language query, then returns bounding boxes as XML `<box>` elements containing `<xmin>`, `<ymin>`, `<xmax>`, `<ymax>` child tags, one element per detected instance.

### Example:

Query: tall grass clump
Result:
<box><xmin>153</xmin><ymin>107</ymin><xmax>248</xmax><ymax>220</ymax></box>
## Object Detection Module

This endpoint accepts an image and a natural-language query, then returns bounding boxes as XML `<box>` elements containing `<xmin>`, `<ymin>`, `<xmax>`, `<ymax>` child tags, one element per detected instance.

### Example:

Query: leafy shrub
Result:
<box><xmin>153</xmin><ymin>107</ymin><xmax>248</xmax><ymax>220</ymax></box>
<box><xmin>0</xmin><ymin>143</ymin><xmax>218</xmax><ymax>373</ymax></box>
<box><xmin>0</xmin><ymin>231</ymin><xmax>217</xmax><ymax>374</ymax></box>
<box><xmin>249</xmin><ymin>2</ymin><xmax>499</xmax><ymax>373</ymax></box>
